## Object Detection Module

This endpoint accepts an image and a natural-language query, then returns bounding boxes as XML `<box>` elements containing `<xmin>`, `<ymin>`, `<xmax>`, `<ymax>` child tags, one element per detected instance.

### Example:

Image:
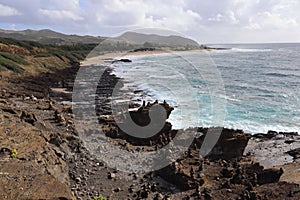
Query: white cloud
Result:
<box><xmin>87</xmin><ymin>0</ymin><xmax>202</xmax><ymax>31</ymax></box>
<box><xmin>245</xmin><ymin>11</ymin><xmax>299</xmax><ymax>30</ymax></box>
<box><xmin>0</xmin><ymin>4</ymin><xmax>21</xmax><ymax>16</ymax></box>
<box><xmin>208</xmin><ymin>14</ymin><xmax>224</xmax><ymax>22</ymax></box>
<box><xmin>208</xmin><ymin>11</ymin><xmax>239</xmax><ymax>25</ymax></box>
<box><xmin>0</xmin><ymin>0</ymin><xmax>300</xmax><ymax>43</ymax></box>
<box><xmin>227</xmin><ymin>11</ymin><xmax>239</xmax><ymax>24</ymax></box>
<box><xmin>39</xmin><ymin>9</ymin><xmax>83</xmax><ymax>21</ymax></box>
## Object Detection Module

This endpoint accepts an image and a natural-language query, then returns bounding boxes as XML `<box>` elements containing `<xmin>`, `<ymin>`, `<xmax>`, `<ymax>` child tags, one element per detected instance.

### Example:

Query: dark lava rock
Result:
<box><xmin>20</xmin><ymin>110</ymin><xmax>37</xmax><ymax>125</ymax></box>
<box><xmin>107</xmin><ymin>172</ymin><xmax>116</xmax><ymax>179</ymax></box>
<box><xmin>221</xmin><ymin>167</ymin><xmax>234</xmax><ymax>178</ymax></box>
<box><xmin>194</xmin><ymin>128</ymin><xmax>252</xmax><ymax>160</ymax></box>
<box><xmin>286</xmin><ymin>148</ymin><xmax>300</xmax><ymax>159</ymax></box>
<box><xmin>140</xmin><ymin>190</ymin><xmax>149</xmax><ymax>198</ymax></box>
<box><xmin>112</xmin><ymin>58</ymin><xmax>132</xmax><ymax>63</ymax></box>
<box><xmin>257</xmin><ymin>168</ymin><xmax>284</xmax><ymax>185</ymax></box>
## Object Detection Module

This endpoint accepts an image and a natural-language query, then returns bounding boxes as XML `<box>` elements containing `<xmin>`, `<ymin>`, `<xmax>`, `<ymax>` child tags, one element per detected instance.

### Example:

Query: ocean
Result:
<box><xmin>111</xmin><ymin>43</ymin><xmax>300</xmax><ymax>134</ymax></box>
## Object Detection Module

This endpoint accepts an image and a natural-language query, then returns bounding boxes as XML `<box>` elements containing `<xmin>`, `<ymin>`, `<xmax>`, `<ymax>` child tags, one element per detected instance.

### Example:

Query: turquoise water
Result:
<box><xmin>112</xmin><ymin>43</ymin><xmax>300</xmax><ymax>134</ymax></box>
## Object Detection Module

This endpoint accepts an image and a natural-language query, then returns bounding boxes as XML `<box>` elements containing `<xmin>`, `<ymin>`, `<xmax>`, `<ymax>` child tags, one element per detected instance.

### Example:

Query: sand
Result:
<box><xmin>80</xmin><ymin>49</ymin><xmax>202</xmax><ymax>66</ymax></box>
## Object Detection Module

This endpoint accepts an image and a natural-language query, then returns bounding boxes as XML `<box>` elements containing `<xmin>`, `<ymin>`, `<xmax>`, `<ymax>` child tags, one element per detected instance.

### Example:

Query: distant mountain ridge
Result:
<box><xmin>115</xmin><ymin>31</ymin><xmax>199</xmax><ymax>47</ymax></box>
<box><xmin>0</xmin><ymin>29</ymin><xmax>200</xmax><ymax>48</ymax></box>
<box><xmin>0</xmin><ymin>29</ymin><xmax>106</xmax><ymax>45</ymax></box>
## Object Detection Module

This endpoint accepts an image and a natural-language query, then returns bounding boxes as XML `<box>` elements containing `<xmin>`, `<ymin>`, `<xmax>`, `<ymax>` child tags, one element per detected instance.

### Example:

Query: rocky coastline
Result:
<box><xmin>1</xmin><ymin>64</ymin><xmax>300</xmax><ymax>200</ymax></box>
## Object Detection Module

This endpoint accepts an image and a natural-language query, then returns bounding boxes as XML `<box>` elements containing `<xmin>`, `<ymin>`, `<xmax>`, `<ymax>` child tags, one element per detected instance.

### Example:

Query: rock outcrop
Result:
<box><xmin>194</xmin><ymin>127</ymin><xmax>252</xmax><ymax>160</ymax></box>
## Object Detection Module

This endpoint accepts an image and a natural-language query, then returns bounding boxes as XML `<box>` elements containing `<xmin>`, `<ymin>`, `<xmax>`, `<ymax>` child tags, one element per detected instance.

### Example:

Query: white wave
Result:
<box><xmin>223</xmin><ymin>121</ymin><xmax>299</xmax><ymax>134</ymax></box>
<box><xmin>109</xmin><ymin>50</ymin><xmax>300</xmax><ymax>135</ymax></box>
<box><xmin>231</xmin><ymin>48</ymin><xmax>272</xmax><ymax>52</ymax></box>
<box><xmin>218</xmin><ymin>94</ymin><xmax>241</xmax><ymax>102</ymax></box>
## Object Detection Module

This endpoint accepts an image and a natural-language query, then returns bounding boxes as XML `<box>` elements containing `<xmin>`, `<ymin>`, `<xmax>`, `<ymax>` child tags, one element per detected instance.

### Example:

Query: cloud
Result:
<box><xmin>89</xmin><ymin>0</ymin><xmax>202</xmax><ymax>31</ymax></box>
<box><xmin>246</xmin><ymin>12</ymin><xmax>298</xmax><ymax>30</ymax></box>
<box><xmin>39</xmin><ymin>9</ymin><xmax>84</xmax><ymax>21</ymax></box>
<box><xmin>0</xmin><ymin>4</ymin><xmax>21</xmax><ymax>16</ymax></box>
<box><xmin>0</xmin><ymin>0</ymin><xmax>299</xmax><ymax>43</ymax></box>
<box><xmin>208</xmin><ymin>11</ymin><xmax>239</xmax><ymax>25</ymax></box>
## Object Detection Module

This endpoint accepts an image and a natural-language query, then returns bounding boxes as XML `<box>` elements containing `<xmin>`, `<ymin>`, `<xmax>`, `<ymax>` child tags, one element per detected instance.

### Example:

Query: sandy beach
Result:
<box><xmin>81</xmin><ymin>49</ymin><xmax>202</xmax><ymax>66</ymax></box>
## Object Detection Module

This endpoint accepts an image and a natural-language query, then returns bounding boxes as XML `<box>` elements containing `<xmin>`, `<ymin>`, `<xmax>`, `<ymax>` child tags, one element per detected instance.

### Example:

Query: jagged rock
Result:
<box><xmin>257</xmin><ymin>168</ymin><xmax>284</xmax><ymax>185</ymax></box>
<box><xmin>253</xmin><ymin>131</ymin><xmax>278</xmax><ymax>139</ymax></box>
<box><xmin>2</xmin><ymin>107</ymin><xmax>18</xmax><ymax>115</ymax></box>
<box><xmin>0</xmin><ymin>147</ymin><xmax>12</xmax><ymax>159</ymax></box>
<box><xmin>194</xmin><ymin>128</ymin><xmax>252</xmax><ymax>160</ymax></box>
<box><xmin>102</xmin><ymin>100</ymin><xmax>175</xmax><ymax>146</ymax></box>
<box><xmin>108</xmin><ymin>172</ymin><xmax>116</xmax><ymax>179</ymax></box>
<box><xmin>140</xmin><ymin>190</ymin><xmax>149</xmax><ymax>198</ymax></box>
<box><xmin>20</xmin><ymin>110</ymin><xmax>37</xmax><ymax>125</ymax></box>
<box><xmin>154</xmin><ymin>193</ymin><xmax>164</xmax><ymax>200</ymax></box>
<box><xmin>221</xmin><ymin>167</ymin><xmax>234</xmax><ymax>178</ymax></box>
<box><xmin>112</xmin><ymin>58</ymin><xmax>132</xmax><ymax>63</ymax></box>
<box><xmin>286</xmin><ymin>148</ymin><xmax>300</xmax><ymax>159</ymax></box>
<box><xmin>49</xmin><ymin>134</ymin><xmax>63</xmax><ymax>147</ymax></box>
<box><xmin>201</xmin><ymin>187</ymin><xmax>213</xmax><ymax>199</ymax></box>
<box><xmin>75</xmin><ymin>177</ymin><xmax>81</xmax><ymax>184</ymax></box>
<box><xmin>54</xmin><ymin>110</ymin><xmax>66</xmax><ymax>125</ymax></box>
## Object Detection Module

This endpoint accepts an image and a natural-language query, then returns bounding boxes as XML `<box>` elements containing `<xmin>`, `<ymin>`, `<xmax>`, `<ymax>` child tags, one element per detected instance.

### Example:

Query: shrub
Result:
<box><xmin>11</xmin><ymin>149</ymin><xmax>18</xmax><ymax>158</ymax></box>
<box><xmin>92</xmin><ymin>195</ymin><xmax>107</xmax><ymax>200</ymax></box>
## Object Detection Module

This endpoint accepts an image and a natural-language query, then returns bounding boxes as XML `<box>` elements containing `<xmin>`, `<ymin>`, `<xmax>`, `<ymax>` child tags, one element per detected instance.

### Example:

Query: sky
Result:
<box><xmin>0</xmin><ymin>0</ymin><xmax>299</xmax><ymax>44</ymax></box>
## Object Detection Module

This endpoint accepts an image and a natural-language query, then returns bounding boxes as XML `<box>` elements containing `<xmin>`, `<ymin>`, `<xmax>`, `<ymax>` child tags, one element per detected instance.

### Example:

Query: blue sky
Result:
<box><xmin>0</xmin><ymin>0</ymin><xmax>299</xmax><ymax>43</ymax></box>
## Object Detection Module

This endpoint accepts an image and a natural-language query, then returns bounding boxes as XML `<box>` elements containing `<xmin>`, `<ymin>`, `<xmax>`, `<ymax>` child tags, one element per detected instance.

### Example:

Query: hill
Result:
<box><xmin>116</xmin><ymin>31</ymin><xmax>199</xmax><ymax>48</ymax></box>
<box><xmin>0</xmin><ymin>37</ymin><xmax>97</xmax><ymax>73</ymax></box>
<box><xmin>0</xmin><ymin>29</ymin><xmax>106</xmax><ymax>45</ymax></box>
<box><xmin>0</xmin><ymin>29</ymin><xmax>201</xmax><ymax>51</ymax></box>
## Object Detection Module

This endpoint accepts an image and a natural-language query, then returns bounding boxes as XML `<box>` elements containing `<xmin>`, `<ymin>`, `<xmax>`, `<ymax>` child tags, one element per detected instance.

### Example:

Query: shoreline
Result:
<box><xmin>1</xmin><ymin>61</ymin><xmax>300</xmax><ymax>199</ymax></box>
<box><xmin>1</xmin><ymin>37</ymin><xmax>299</xmax><ymax>199</ymax></box>
<box><xmin>81</xmin><ymin>50</ymin><xmax>299</xmax><ymax>135</ymax></box>
<box><xmin>81</xmin><ymin>49</ymin><xmax>203</xmax><ymax>66</ymax></box>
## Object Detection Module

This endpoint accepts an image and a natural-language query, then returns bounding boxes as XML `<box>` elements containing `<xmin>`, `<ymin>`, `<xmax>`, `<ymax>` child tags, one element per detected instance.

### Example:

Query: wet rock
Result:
<box><xmin>253</xmin><ymin>131</ymin><xmax>278</xmax><ymax>139</ymax></box>
<box><xmin>284</xmin><ymin>139</ymin><xmax>296</xmax><ymax>144</ymax></box>
<box><xmin>112</xmin><ymin>58</ymin><xmax>132</xmax><ymax>63</ymax></box>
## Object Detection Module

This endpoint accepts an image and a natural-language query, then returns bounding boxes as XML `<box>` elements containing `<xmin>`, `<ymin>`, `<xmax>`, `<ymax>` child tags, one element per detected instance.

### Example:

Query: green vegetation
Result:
<box><xmin>92</xmin><ymin>195</ymin><xmax>107</xmax><ymax>200</ymax></box>
<box><xmin>11</xmin><ymin>149</ymin><xmax>18</xmax><ymax>158</ymax></box>
<box><xmin>0</xmin><ymin>37</ymin><xmax>98</xmax><ymax>73</ymax></box>
<box><xmin>0</xmin><ymin>29</ymin><xmax>106</xmax><ymax>45</ymax></box>
<box><xmin>0</xmin><ymin>37</ymin><xmax>43</xmax><ymax>51</ymax></box>
<box><xmin>0</xmin><ymin>52</ymin><xmax>28</xmax><ymax>65</ymax></box>
<box><xmin>0</xmin><ymin>55</ymin><xmax>24</xmax><ymax>72</ymax></box>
